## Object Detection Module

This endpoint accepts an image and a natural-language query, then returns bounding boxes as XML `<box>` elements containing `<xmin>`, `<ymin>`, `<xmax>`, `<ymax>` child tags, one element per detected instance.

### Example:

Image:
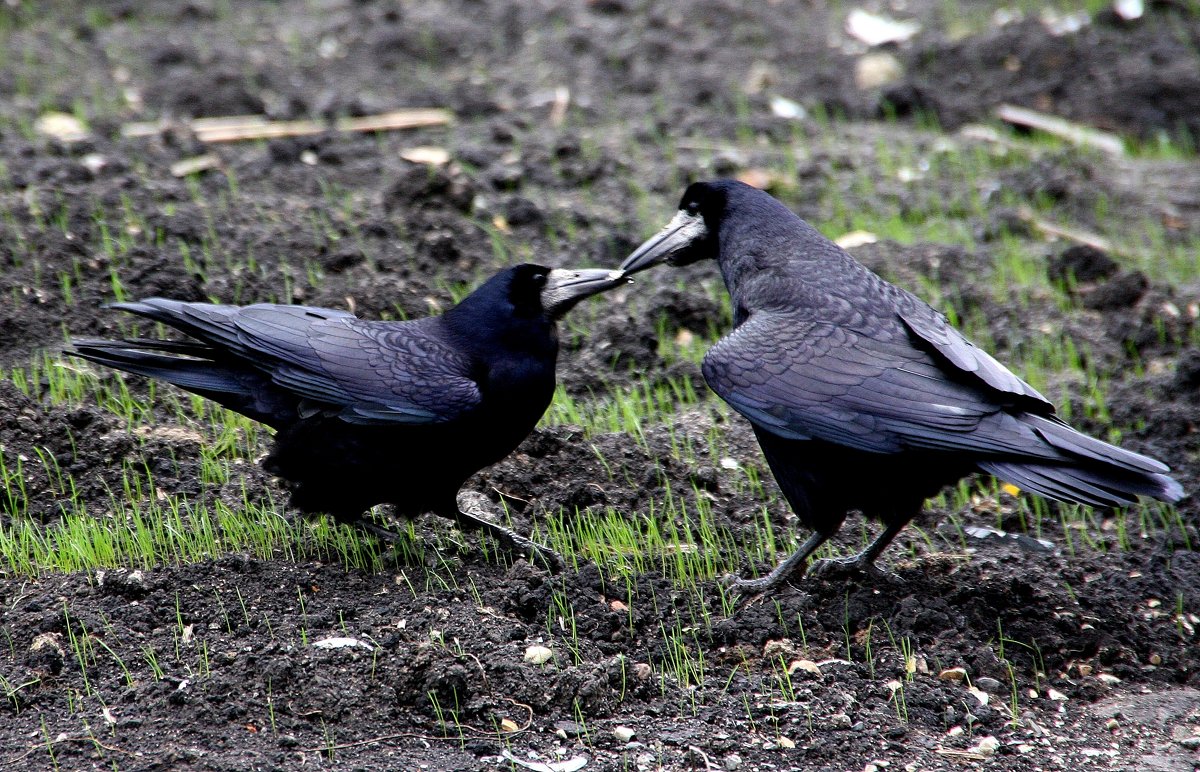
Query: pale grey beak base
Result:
<box><xmin>541</xmin><ymin>268</ymin><xmax>631</xmax><ymax>317</ymax></box>
<box><xmin>619</xmin><ymin>210</ymin><xmax>708</xmax><ymax>275</ymax></box>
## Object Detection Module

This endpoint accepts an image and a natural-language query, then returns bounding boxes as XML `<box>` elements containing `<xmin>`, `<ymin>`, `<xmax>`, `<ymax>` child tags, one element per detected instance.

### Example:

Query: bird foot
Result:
<box><xmin>490</xmin><ymin>527</ymin><xmax>566</xmax><ymax>572</ymax></box>
<box><xmin>720</xmin><ymin>572</ymin><xmax>782</xmax><ymax>595</ymax></box>
<box><xmin>354</xmin><ymin>518</ymin><xmax>402</xmax><ymax>544</ymax></box>
<box><xmin>347</xmin><ymin>506</ymin><xmax>563</xmax><ymax>572</ymax></box>
<box><xmin>716</xmin><ymin>570</ymin><xmax>800</xmax><ymax>608</ymax></box>
<box><xmin>808</xmin><ymin>556</ymin><xmax>897</xmax><ymax>582</ymax></box>
<box><xmin>718</xmin><ymin>578</ymin><xmax>766</xmax><ymax>609</ymax></box>
<box><xmin>455</xmin><ymin>492</ymin><xmax>564</xmax><ymax>572</ymax></box>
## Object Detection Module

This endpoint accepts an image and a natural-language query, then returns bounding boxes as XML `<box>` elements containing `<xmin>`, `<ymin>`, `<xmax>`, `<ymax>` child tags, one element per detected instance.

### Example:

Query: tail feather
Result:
<box><xmin>72</xmin><ymin>339</ymin><xmax>293</xmax><ymax>426</ymax></box>
<box><xmin>1024</xmin><ymin>413</ymin><xmax>1168</xmax><ymax>474</ymax></box>
<box><xmin>979</xmin><ymin>460</ymin><xmax>1181</xmax><ymax>507</ymax></box>
<box><xmin>971</xmin><ymin>412</ymin><xmax>1185</xmax><ymax>507</ymax></box>
<box><xmin>109</xmin><ymin>297</ymin><xmax>353</xmax><ymax>357</ymax></box>
<box><xmin>73</xmin><ymin>297</ymin><xmax>355</xmax><ymax>428</ymax></box>
<box><xmin>73</xmin><ymin>340</ymin><xmax>243</xmax><ymax>394</ymax></box>
<box><xmin>109</xmin><ymin>299</ymin><xmax>248</xmax><ymax>353</ymax></box>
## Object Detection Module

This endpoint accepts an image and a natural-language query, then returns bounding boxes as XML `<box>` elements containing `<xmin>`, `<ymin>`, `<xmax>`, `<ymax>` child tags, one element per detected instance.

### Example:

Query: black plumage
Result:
<box><xmin>73</xmin><ymin>264</ymin><xmax>627</xmax><ymax>563</ymax></box>
<box><xmin>621</xmin><ymin>180</ymin><xmax>1183</xmax><ymax>593</ymax></box>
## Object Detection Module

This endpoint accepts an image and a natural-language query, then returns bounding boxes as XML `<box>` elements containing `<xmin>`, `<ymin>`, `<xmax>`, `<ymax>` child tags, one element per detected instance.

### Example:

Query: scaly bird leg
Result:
<box><xmin>724</xmin><ymin>529</ymin><xmax>831</xmax><ymax>596</ymax></box>
<box><xmin>809</xmin><ymin>518</ymin><xmax>907</xmax><ymax>580</ymax></box>
<box><xmin>350</xmin><ymin>515</ymin><xmax>405</xmax><ymax>544</ymax></box>
<box><xmin>345</xmin><ymin>504</ymin><xmax>562</xmax><ymax>572</ymax></box>
<box><xmin>451</xmin><ymin>492</ymin><xmax>565</xmax><ymax>571</ymax></box>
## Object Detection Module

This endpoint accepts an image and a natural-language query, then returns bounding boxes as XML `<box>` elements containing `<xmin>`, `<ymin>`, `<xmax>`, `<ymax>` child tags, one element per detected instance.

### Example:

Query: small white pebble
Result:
<box><xmin>400</xmin><ymin>146</ymin><xmax>450</xmax><ymax>166</ymax></box>
<box><xmin>1114</xmin><ymin>0</ymin><xmax>1143</xmax><ymax>20</ymax></box>
<box><xmin>311</xmin><ymin>637</ymin><xmax>372</xmax><ymax>650</ymax></box>
<box><xmin>81</xmin><ymin>153</ymin><xmax>107</xmax><ymax>174</ymax></box>
<box><xmin>35</xmin><ymin>112</ymin><xmax>89</xmax><ymax>142</ymax></box>
<box><xmin>769</xmin><ymin>95</ymin><xmax>806</xmax><ymax>120</ymax></box>
<box><xmin>788</xmin><ymin>659</ymin><xmax>822</xmax><ymax>676</ymax></box>
<box><xmin>972</xmin><ymin>736</ymin><xmax>1000</xmax><ymax>757</ymax></box>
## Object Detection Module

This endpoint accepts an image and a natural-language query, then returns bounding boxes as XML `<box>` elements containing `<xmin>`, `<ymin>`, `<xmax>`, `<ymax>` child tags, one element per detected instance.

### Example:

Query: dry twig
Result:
<box><xmin>122</xmin><ymin>108</ymin><xmax>452</xmax><ymax>144</ymax></box>
<box><xmin>996</xmin><ymin>104</ymin><xmax>1125</xmax><ymax>156</ymax></box>
<box><xmin>1016</xmin><ymin>206</ymin><xmax>1112</xmax><ymax>252</ymax></box>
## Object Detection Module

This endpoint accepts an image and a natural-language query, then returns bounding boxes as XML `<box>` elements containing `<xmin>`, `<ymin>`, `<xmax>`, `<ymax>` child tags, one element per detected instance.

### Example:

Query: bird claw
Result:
<box><xmin>719</xmin><ymin>572</ymin><xmax>763</xmax><ymax>592</ymax></box>
<box><xmin>350</xmin><ymin>516</ymin><xmax>403</xmax><ymax>544</ymax></box>
<box><xmin>455</xmin><ymin>493</ymin><xmax>565</xmax><ymax>571</ymax></box>
<box><xmin>495</xmin><ymin>530</ymin><xmax>565</xmax><ymax>572</ymax></box>
<box><xmin>347</xmin><ymin>509</ymin><xmax>563</xmax><ymax>572</ymax></box>
<box><xmin>717</xmin><ymin>572</ymin><xmax>780</xmax><ymax>608</ymax></box>
<box><xmin>808</xmin><ymin>556</ymin><xmax>897</xmax><ymax>582</ymax></box>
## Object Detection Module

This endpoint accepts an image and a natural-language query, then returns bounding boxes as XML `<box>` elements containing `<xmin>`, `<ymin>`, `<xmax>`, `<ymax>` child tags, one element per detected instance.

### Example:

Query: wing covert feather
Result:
<box><xmin>896</xmin><ymin>305</ymin><xmax>1051</xmax><ymax>406</ymax></box>
<box><xmin>701</xmin><ymin>313</ymin><xmax>1047</xmax><ymax>456</ymax></box>
<box><xmin>230</xmin><ymin>307</ymin><xmax>482</xmax><ymax>424</ymax></box>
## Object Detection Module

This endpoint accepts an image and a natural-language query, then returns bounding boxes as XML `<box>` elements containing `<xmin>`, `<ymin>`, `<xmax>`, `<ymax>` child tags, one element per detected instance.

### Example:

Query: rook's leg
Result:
<box><xmin>352</xmin><ymin>516</ymin><xmax>404</xmax><ymax>544</ymax></box>
<box><xmin>450</xmin><ymin>493</ymin><xmax>564</xmax><ymax>570</ymax></box>
<box><xmin>344</xmin><ymin>503</ymin><xmax>562</xmax><ymax>571</ymax></box>
<box><xmin>810</xmin><ymin>518</ymin><xmax>907</xmax><ymax>579</ymax></box>
<box><xmin>725</xmin><ymin>530</ymin><xmax>831</xmax><ymax>595</ymax></box>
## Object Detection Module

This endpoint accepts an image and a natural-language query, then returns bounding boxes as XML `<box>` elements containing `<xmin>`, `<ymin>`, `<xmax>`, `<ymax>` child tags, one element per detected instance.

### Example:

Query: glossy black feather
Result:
<box><xmin>627</xmin><ymin>180</ymin><xmax>1183</xmax><ymax>585</ymax></box>
<box><xmin>73</xmin><ymin>264</ymin><xmax>615</xmax><ymax>523</ymax></box>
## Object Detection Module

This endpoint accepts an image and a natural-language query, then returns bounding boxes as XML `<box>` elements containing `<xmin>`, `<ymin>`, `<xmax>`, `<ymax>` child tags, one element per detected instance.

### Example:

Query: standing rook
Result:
<box><xmin>621</xmin><ymin>180</ymin><xmax>1183</xmax><ymax>594</ymax></box>
<box><xmin>74</xmin><ymin>265</ymin><xmax>628</xmax><ymax>566</ymax></box>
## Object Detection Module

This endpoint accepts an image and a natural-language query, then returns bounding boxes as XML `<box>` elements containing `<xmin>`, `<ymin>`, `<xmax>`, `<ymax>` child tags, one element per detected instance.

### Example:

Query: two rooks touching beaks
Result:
<box><xmin>73</xmin><ymin>179</ymin><xmax>1184</xmax><ymax>598</ymax></box>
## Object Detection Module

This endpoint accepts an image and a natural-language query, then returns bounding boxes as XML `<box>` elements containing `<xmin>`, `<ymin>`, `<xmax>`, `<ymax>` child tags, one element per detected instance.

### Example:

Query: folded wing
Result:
<box><xmin>701</xmin><ymin>311</ymin><xmax>1180</xmax><ymax>505</ymax></box>
<box><xmin>73</xmin><ymin>298</ymin><xmax>483</xmax><ymax>427</ymax></box>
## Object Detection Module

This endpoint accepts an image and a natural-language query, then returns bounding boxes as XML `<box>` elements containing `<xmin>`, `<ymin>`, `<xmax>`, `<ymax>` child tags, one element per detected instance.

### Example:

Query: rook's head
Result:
<box><xmin>498</xmin><ymin>264</ymin><xmax>629</xmax><ymax>321</ymax></box>
<box><xmin>620</xmin><ymin>180</ymin><xmax>737</xmax><ymax>275</ymax></box>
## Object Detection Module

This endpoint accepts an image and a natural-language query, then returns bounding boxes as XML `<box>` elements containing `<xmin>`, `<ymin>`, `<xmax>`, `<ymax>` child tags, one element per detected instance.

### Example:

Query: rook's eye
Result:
<box><xmin>532</xmin><ymin>273</ymin><xmax>548</xmax><ymax>287</ymax></box>
<box><xmin>685</xmin><ymin>201</ymin><xmax>701</xmax><ymax>216</ymax></box>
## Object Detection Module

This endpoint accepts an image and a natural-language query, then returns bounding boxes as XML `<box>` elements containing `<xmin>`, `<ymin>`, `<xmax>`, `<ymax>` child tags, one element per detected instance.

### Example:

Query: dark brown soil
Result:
<box><xmin>2</xmin><ymin>2</ymin><xmax>1199</xmax><ymax>770</ymax></box>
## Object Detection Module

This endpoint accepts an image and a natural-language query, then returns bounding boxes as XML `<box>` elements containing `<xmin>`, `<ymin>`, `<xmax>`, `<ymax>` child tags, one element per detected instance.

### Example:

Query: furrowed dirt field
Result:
<box><xmin>1</xmin><ymin>2</ymin><xmax>1199</xmax><ymax>770</ymax></box>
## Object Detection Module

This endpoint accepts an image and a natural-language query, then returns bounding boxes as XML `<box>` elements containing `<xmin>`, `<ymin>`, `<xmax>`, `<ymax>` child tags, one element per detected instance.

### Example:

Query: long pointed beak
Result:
<box><xmin>542</xmin><ymin>268</ymin><xmax>630</xmax><ymax>318</ymax></box>
<box><xmin>619</xmin><ymin>210</ymin><xmax>707</xmax><ymax>275</ymax></box>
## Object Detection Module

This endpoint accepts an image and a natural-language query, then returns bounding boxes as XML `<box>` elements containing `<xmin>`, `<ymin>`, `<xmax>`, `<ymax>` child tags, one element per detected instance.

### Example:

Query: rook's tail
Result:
<box><xmin>71</xmin><ymin>338</ymin><xmax>291</xmax><ymax>427</ymax></box>
<box><xmin>978</xmin><ymin>413</ymin><xmax>1184</xmax><ymax>507</ymax></box>
<box><xmin>978</xmin><ymin>459</ymin><xmax>1182</xmax><ymax>507</ymax></box>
